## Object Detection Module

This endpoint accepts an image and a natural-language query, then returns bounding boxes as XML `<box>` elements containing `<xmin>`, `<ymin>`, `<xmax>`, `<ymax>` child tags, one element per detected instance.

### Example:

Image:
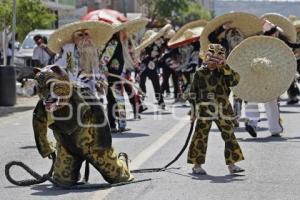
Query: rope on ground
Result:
<box><xmin>130</xmin><ymin>121</ymin><xmax>195</xmax><ymax>173</ymax></box>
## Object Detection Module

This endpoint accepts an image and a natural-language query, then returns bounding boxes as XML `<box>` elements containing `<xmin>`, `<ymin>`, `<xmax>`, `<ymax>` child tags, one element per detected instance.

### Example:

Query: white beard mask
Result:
<box><xmin>78</xmin><ymin>39</ymin><xmax>99</xmax><ymax>74</ymax></box>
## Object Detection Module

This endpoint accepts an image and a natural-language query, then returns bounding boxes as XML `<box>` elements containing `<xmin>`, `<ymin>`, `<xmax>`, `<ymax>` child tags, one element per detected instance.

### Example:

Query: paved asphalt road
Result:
<box><xmin>1</xmin><ymin>87</ymin><xmax>300</xmax><ymax>200</ymax></box>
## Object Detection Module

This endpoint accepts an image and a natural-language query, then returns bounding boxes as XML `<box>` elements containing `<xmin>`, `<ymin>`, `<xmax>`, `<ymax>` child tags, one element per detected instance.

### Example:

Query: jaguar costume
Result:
<box><xmin>187</xmin><ymin>44</ymin><xmax>244</xmax><ymax>166</ymax></box>
<box><xmin>33</xmin><ymin>65</ymin><xmax>134</xmax><ymax>186</ymax></box>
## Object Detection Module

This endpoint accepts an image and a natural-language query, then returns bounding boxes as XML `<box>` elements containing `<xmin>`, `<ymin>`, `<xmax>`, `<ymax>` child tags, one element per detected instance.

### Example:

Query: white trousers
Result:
<box><xmin>245</xmin><ymin>99</ymin><xmax>283</xmax><ymax>134</ymax></box>
<box><xmin>264</xmin><ymin>99</ymin><xmax>283</xmax><ymax>134</ymax></box>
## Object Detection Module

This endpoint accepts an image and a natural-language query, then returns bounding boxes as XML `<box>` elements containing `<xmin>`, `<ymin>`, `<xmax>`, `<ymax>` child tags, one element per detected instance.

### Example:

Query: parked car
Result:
<box><xmin>14</xmin><ymin>29</ymin><xmax>55</xmax><ymax>82</ymax></box>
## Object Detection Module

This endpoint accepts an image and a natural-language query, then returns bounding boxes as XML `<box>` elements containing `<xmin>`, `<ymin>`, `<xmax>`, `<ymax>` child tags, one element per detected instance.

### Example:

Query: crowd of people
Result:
<box><xmin>29</xmin><ymin>11</ymin><xmax>300</xmax><ymax>186</ymax></box>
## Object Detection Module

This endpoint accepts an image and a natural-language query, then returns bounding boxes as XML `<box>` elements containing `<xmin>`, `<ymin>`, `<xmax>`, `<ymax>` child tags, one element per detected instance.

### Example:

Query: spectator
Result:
<box><xmin>32</xmin><ymin>34</ymin><xmax>55</xmax><ymax>68</ymax></box>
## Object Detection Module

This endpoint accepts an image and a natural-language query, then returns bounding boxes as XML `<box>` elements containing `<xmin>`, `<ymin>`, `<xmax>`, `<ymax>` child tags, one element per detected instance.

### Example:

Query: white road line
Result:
<box><xmin>91</xmin><ymin>116</ymin><xmax>190</xmax><ymax>200</ymax></box>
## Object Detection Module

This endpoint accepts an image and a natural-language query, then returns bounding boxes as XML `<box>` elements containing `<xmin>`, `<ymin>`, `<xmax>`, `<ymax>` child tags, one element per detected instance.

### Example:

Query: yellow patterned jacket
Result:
<box><xmin>189</xmin><ymin>64</ymin><xmax>240</xmax><ymax>120</ymax></box>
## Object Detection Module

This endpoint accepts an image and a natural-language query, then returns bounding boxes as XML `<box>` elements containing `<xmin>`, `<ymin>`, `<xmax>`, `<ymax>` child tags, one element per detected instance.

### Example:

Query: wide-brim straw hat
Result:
<box><xmin>200</xmin><ymin>12</ymin><xmax>262</xmax><ymax>53</ymax></box>
<box><xmin>168</xmin><ymin>20</ymin><xmax>208</xmax><ymax>48</ymax></box>
<box><xmin>112</xmin><ymin>18</ymin><xmax>148</xmax><ymax>35</ymax></box>
<box><xmin>165</xmin><ymin>29</ymin><xmax>176</xmax><ymax>39</ymax></box>
<box><xmin>48</xmin><ymin>21</ymin><xmax>114</xmax><ymax>53</ymax></box>
<box><xmin>135</xmin><ymin>24</ymin><xmax>172</xmax><ymax>52</ymax></box>
<box><xmin>293</xmin><ymin>20</ymin><xmax>300</xmax><ymax>32</ymax></box>
<box><xmin>261</xmin><ymin>13</ymin><xmax>297</xmax><ymax>42</ymax></box>
<box><xmin>227</xmin><ymin>36</ymin><xmax>297</xmax><ymax>103</ymax></box>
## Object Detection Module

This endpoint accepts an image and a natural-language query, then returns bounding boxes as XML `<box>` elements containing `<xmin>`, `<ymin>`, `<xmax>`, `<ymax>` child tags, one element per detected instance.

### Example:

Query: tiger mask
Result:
<box><xmin>34</xmin><ymin>65</ymin><xmax>72</xmax><ymax>112</ymax></box>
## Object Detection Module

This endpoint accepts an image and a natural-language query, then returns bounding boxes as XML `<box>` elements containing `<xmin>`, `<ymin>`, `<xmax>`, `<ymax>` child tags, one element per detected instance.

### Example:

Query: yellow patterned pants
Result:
<box><xmin>187</xmin><ymin>119</ymin><xmax>244</xmax><ymax>165</ymax></box>
<box><xmin>52</xmin><ymin>130</ymin><xmax>133</xmax><ymax>186</ymax></box>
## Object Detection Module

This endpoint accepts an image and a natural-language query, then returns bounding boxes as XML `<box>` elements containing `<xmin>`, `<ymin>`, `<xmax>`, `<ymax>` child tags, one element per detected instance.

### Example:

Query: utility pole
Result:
<box><xmin>11</xmin><ymin>0</ymin><xmax>17</xmax><ymax>66</ymax></box>
<box><xmin>122</xmin><ymin>0</ymin><xmax>127</xmax><ymax>17</ymax></box>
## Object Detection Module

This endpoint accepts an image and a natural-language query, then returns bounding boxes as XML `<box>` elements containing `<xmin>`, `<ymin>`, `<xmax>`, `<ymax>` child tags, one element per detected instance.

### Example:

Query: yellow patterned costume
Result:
<box><xmin>187</xmin><ymin>46</ymin><xmax>244</xmax><ymax>165</ymax></box>
<box><xmin>33</xmin><ymin>66</ymin><xmax>133</xmax><ymax>186</ymax></box>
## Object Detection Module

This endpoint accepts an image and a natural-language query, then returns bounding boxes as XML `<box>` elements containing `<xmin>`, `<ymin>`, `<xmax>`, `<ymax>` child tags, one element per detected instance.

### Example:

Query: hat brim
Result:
<box><xmin>261</xmin><ymin>13</ymin><xmax>297</xmax><ymax>42</ymax></box>
<box><xmin>200</xmin><ymin>12</ymin><xmax>262</xmax><ymax>53</ymax></box>
<box><xmin>227</xmin><ymin>36</ymin><xmax>297</xmax><ymax>103</ymax></box>
<box><xmin>168</xmin><ymin>36</ymin><xmax>200</xmax><ymax>49</ymax></box>
<box><xmin>135</xmin><ymin>24</ymin><xmax>172</xmax><ymax>52</ymax></box>
<box><xmin>113</xmin><ymin>18</ymin><xmax>148</xmax><ymax>35</ymax></box>
<box><xmin>293</xmin><ymin>20</ymin><xmax>300</xmax><ymax>31</ymax></box>
<box><xmin>48</xmin><ymin>21</ymin><xmax>114</xmax><ymax>53</ymax></box>
<box><xmin>168</xmin><ymin>20</ymin><xmax>208</xmax><ymax>48</ymax></box>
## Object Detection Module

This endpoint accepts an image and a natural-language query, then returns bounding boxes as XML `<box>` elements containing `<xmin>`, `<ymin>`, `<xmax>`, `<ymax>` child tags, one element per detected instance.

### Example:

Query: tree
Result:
<box><xmin>138</xmin><ymin>0</ymin><xmax>212</xmax><ymax>27</ymax></box>
<box><xmin>176</xmin><ymin>1</ymin><xmax>212</xmax><ymax>26</ymax></box>
<box><xmin>137</xmin><ymin>0</ymin><xmax>189</xmax><ymax>27</ymax></box>
<box><xmin>0</xmin><ymin>0</ymin><xmax>12</xmax><ymax>31</ymax></box>
<box><xmin>0</xmin><ymin>0</ymin><xmax>56</xmax><ymax>41</ymax></box>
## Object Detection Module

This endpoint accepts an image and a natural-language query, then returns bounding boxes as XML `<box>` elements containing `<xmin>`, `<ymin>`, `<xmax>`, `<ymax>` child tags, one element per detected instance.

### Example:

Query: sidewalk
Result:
<box><xmin>0</xmin><ymin>95</ymin><xmax>38</xmax><ymax>118</ymax></box>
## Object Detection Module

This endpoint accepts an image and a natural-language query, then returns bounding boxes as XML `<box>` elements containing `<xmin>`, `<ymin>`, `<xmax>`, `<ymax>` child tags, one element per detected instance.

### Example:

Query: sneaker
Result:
<box><xmin>271</xmin><ymin>132</ymin><xmax>282</xmax><ymax>137</ymax></box>
<box><xmin>138</xmin><ymin>105</ymin><xmax>148</xmax><ymax>113</ymax></box>
<box><xmin>192</xmin><ymin>165</ymin><xmax>207</xmax><ymax>175</ymax></box>
<box><xmin>133</xmin><ymin>114</ymin><xmax>141</xmax><ymax>120</ymax></box>
<box><xmin>159</xmin><ymin>103</ymin><xmax>166</xmax><ymax>110</ymax></box>
<box><xmin>165</xmin><ymin>93</ymin><xmax>171</xmax><ymax>98</ymax></box>
<box><xmin>118</xmin><ymin>127</ymin><xmax>131</xmax><ymax>133</ymax></box>
<box><xmin>287</xmin><ymin>98</ymin><xmax>299</xmax><ymax>105</ymax></box>
<box><xmin>245</xmin><ymin>122</ymin><xmax>257</xmax><ymax>137</ymax></box>
<box><xmin>228</xmin><ymin>164</ymin><xmax>245</xmax><ymax>174</ymax></box>
<box><xmin>111</xmin><ymin>128</ymin><xmax>118</xmax><ymax>134</ymax></box>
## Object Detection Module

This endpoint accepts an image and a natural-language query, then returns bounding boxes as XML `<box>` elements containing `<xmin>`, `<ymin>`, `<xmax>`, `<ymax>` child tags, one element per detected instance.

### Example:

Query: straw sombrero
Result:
<box><xmin>200</xmin><ymin>12</ymin><xmax>262</xmax><ymax>53</ymax></box>
<box><xmin>261</xmin><ymin>13</ymin><xmax>297</xmax><ymax>42</ymax></box>
<box><xmin>227</xmin><ymin>36</ymin><xmax>297</xmax><ymax>103</ymax></box>
<box><xmin>168</xmin><ymin>20</ymin><xmax>208</xmax><ymax>48</ymax></box>
<box><xmin>165</xmin><ymin>29</ymin><xmax>176</xmax><ymax>39</ymax></box>
<box><xmin>135</xmin><ymin>24</ymin><xmax>172</xmax><ymax>52</ymax></box>
<box><xmin>112</xmin><ymin>18</ymin><xmax>148</xmax><ymax>36</ymax></box>
<box><xmin>48</xmin><ymin>21</ymin><xmax>114</xmax><ymax>53</ymax></box>
<box><xmin>293</xmin><ymin>20</ymin><xmax>300</xmax><ymax>32</ymax></box>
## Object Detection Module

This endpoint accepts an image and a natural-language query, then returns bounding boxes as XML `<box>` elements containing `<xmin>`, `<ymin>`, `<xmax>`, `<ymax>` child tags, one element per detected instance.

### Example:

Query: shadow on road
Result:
<box><xmin>19</xmin><ymin>145</ymin><xmax>37</xmax><ymax>149</ymax></box>
<box><xmin>29</xmin><ymin>184</ymin><xmax>106</xmax><ymax>196</ymax></box>
<box><xmin>280</xmin><ymin>110</ymin><xmax>300</xmax><ymax>114</ymax></box>
<box><xmin>112</xmin><ymin>132</ymin><xmax>149</xmax><ymax>138</ymax></box>
<box><xmin>0</xmin><ymin>106</ymin><xmax>35</xmax><ymax>117</ymax></box>
<box><xmin>211</xmin><ymin>127</ymin><xmax>269</xmax><ymax>133</ymax></box>
<box><xmin>141</xmin><ymin>111</ymin><xmax>172</xmax><ymax>115</ymax></box>
<box><xmin>280</xmin><ymin>104</ymin><xmax>300</xmax><ymax>107</ymax></box>
<box><xmin>189</xmin><ymin>173</ymin><xmax>245</xmax><ymax>183</ymax></box>
<box><xmin>237</xmin><ymin>136</ymin><xmax>300</xmax><ymax>143</ymax></box>
<box><xmin>164</xmin><ymin>170</ymin><xmax>245</xmax><ymax>183</ymax></box>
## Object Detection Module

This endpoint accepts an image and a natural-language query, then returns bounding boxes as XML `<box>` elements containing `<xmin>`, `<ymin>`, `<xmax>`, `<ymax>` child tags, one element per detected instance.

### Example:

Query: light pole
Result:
<box><xmin>11</xmin><ymin>0</ymin><xmax>17</xmax><ymax>66</ymax></box>
<box><xmin>122</xmin><ymin>0</ymin><xmax>127</xmax><ymax>17</ymax></box>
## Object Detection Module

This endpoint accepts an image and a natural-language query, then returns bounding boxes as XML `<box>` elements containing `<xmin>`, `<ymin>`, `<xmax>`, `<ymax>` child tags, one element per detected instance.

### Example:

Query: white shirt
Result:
<box><xmin>32</xmin><ymin>46</ymin><xmax>50</xmax><ymax>66</ymax></box>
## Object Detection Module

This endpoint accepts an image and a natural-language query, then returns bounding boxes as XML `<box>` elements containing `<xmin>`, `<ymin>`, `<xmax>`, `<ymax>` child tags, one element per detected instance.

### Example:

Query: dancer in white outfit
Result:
<box><xmin>245</xmin><ymin>100</ymin><xmax>283</xmax><ymax>137</ymax></box>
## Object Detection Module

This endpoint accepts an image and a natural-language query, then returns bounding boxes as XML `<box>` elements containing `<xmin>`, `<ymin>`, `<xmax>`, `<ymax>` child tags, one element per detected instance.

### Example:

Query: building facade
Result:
<box><xmin>199</xmin><ymin>0</ymin><xmax>300</xmax><ymax>18</ymax></box>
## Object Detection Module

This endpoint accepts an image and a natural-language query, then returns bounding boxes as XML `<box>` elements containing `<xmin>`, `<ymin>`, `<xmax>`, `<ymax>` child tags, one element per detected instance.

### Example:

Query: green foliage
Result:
<box><xmin>137</xmin><ymin>0</ymin><xmax>211</xmax><ymax>26</ymax></box>
<box><xmin>0</xmin><ymin>0</ymin><xmax>56</xmax><ymax>41</ymax></box>
<box><xmin>176</xmin><ymin>1</ymin><xmax>212</xmax><ymax>25</ymax></box>
<box><xmin>0</xmin><ymin>0</ymin><xmax>12</xmax><ymax>29</ymax></box>
<box><xmin>138</xmin><ymin>0</ymin><xmax>189</xmax><ymax>26</ymax></box>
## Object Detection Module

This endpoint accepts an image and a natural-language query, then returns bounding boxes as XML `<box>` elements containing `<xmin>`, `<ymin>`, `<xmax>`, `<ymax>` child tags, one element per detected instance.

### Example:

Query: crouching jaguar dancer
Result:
<box><xmin>33</xmin><ymin>65</ymin><xmax>134</xmax><ymax>186</ymax></box>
